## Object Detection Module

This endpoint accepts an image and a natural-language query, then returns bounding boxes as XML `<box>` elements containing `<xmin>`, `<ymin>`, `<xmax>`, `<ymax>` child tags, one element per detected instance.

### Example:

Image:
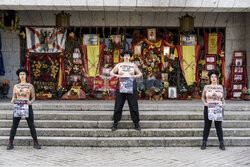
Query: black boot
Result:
<box><xmin>7</xmin><ymin>143</ymin><xmax>14</xmax><ymax>150</ymax></box>
<box><xmin>34</xmin><ymin>140</ymin><xmax>41</xmax><ymax>149</ymax></box>
<box><xmin>201</xmin><ymin>141</ymin><xmax>206</xmax><ymax>150</ymax></box>
<box><xmin>134</xmin><ymin>123</ymin><xmax>141</xmax><ymax>131</ymax></box>
<box><xmin>7</xmin><ymin>140</ymin><xmax>14</xmax><ymax>150</ymax></box>
<box><xmin>219</xmin><ymin>141</ymin><xmax>225</xmax><ymax>150</ymax></box>
<box><xmin>111</xmin><ymin>123</ymin><xmax>118</xmax><ymax>131</ymax></box>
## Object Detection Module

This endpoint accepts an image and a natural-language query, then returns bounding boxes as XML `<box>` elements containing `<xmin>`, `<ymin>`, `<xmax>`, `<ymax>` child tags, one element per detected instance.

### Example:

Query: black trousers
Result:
<box><xmin>202</xmin><ymin>106</ymin><xmax>223</xmax><ymax>142</ymax></box>
<box><xmin>9</xmin><ymin>105</ymin><xmax>38</xmax><ymax>141</ymax></box>
<box><xmin>113</xmin><ymin>89</ymin><xmax>140</xmax><ymax>124</ymax></box>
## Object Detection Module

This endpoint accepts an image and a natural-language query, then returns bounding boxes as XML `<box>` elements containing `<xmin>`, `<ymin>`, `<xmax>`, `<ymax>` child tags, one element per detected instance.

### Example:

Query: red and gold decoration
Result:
<box><xmin>226</xmin><ymin>51</ymin><xmax>248</xmax><ymax>99</ymax></box>
<box><xmin>23</xmin><ymin>26</ymin><xmax>226</xmax><ymax>100</ymax></box>
<box><xmin>205</xmin><ymin>32</ymin><xmax>222</xmax><ymax>55</ymax></box>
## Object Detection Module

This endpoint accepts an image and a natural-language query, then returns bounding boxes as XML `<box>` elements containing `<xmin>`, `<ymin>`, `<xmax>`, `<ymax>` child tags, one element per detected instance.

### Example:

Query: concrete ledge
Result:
<box><xmin>0</xmin><ymin>120</ymin><xmax>250</xmax><ymax>128</ymax></box>
<box><xmin>0</xmin><ymin>136</ymin><xmax>249</xmax><ymax>147</ymax></box>
<box><xmin>0</xmin><ymin>128</ymin><xmax>249</xmax><ymax>137</ymax></box>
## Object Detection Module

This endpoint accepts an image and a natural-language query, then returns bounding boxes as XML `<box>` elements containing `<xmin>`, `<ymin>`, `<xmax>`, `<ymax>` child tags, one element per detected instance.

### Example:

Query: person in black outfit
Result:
<box><xmin>7</xmin><ymin>68</ymin><xmax>41</xmax><ymax>150</ymax></box>
<box><xmin>201</xmin><ymin>69</ymin><xmax>226</xmax><ymax>150</ymax></box>
<box><xmin>110</xmin><ymin>50</ymin><xmax>142</xmax><ymax>131</ymax></box>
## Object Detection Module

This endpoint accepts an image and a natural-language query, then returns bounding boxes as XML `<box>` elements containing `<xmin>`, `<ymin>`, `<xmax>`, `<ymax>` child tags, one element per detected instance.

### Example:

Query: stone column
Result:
<box><xmin>225</xmin><ymin>13</ymin><xmax>246</xmax><ymax>83</ymax></box>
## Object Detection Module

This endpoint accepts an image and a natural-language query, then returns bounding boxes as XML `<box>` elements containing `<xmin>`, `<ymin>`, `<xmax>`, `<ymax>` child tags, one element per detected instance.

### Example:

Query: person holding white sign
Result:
<box><xmin>7</xmin><ymin>68</ymin><xmax>41</xmax><ymax>150</ymax></box>
<box><xmin>110</xmin><ymin>50</ymin><xmax>142</xmax><ymax>131</ymax></box>
<box><xmin>201</xmin><ymin>69</ymin><xmax>226</xmax><ymax>150</ymax></box>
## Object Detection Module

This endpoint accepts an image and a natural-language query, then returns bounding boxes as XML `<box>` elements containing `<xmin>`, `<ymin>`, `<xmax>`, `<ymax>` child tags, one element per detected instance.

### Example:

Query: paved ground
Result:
<box><xmin>0</xmin><ymin>146</ymin><xmax>250</xmax><ymax>167</ymax></box>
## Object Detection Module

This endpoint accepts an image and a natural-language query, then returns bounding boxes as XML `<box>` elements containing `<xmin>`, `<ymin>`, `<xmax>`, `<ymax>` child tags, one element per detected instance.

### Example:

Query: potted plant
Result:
<box><xmin>57</xmin><ymin>86</ymin><xmax>67</xmax><ymax>98</ymax></box>
<box><xmin>179</xmin><ymin>87</ymin><xmax>188</xmax><ymax>99</ymax></box>
<box><xmin>146</xmin><ymin>87</ymin><xmax>163</xmax><ymax>100</ymax></box>
<box><xmin>102</xmin><ymin>88</ymin><xmax>114</xmax><ymax>100</ymax></box>
<box><xmin>1</xmin><ymin>80</ymin><xmax>10</xmax><ymax>99</ymax></box>
<box><xmin>241</xmin><ymin>87</ymin><xmax>250</xmax><ymax>101</ymax></box>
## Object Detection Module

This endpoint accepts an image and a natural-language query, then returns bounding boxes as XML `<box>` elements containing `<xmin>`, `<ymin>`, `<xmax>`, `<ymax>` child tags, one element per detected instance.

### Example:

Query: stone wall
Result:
<box><xmin>0</xmin><ymin>11</ymin><xmax>249</xmax><ymax>97</ymax></box>
<box><xmin>0</xmin><ymin>29</ymin><xmax>20</xmax><ymax>97</ymax></box>
<box><xmin>246</xmin><ymin>13</ymin><xmax>250</xmax><ymax>88</ymax></box>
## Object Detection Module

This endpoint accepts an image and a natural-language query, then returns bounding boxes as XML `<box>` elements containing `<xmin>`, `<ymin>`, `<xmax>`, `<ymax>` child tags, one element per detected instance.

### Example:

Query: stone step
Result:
<box><xmin>1</xmin><ymin>100</ymin><xmax>250</xmax><ymax>111</ymax></box>
<box><xmin>1</xmin><ymin>110</ymin><xmax>250</xmax><ymax>120</ymax></box>
<box><xmin>1</xmin><ymin>120</ymin><xmax>250</xmax><ymax>128</ymax></box>
<box><xmin>0</xmin><ymin>128</ymin><xmax>250</xmax><ymax>137</ymax></box>
<box><xmin>0</xmin><ymin>136</ymin><xmax>249</xmax><ymax>147</ymax></box>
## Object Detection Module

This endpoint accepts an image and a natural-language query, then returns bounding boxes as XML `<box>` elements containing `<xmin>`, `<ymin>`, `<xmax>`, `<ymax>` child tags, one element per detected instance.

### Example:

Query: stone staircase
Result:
<box><xmin>0</xmin><ymin>100</ymin><xmax>249</xmax><ymax>147</ymax></box>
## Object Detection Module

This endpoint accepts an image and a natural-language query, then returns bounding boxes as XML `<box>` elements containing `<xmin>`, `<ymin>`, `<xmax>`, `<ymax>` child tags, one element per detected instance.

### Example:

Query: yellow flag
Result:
<box><xmin>182</xmin><ymin>46</ymin><xmax>196</xmax><ymax>86</ymax></box>
<box><xmin>87</xmin><ymin>46</ymin><xmax>100</xmax><ymax>77</ymax></box>
<box><xmin>208</xmin><ymin>33</ymin><xmax>218</xmax><ymax>54</ymax></box>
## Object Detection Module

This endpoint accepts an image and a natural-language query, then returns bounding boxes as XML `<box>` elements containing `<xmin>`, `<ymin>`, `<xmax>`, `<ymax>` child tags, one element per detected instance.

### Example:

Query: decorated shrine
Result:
<box><xmin>18</xmin><ymin>24</ymin><xmax>230</xmax><ymax>100</ymax></box>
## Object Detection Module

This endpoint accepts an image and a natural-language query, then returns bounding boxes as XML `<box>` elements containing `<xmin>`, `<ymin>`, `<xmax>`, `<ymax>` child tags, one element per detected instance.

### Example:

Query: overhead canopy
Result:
<box><xmin>0</xmin><ymin>0</ymin><xmax>249</xmax><ymax>12</ymax></box>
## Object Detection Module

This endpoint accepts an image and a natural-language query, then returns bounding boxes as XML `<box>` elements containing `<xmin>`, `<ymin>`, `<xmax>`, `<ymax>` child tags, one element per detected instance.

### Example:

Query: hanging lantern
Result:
<box><xmin>179</xmin><ymin>14</ymin><xmax>195</xmax><ymax>34</ymax></box>
<box><xmin>56</xmin><ymin>11</ymin><xmax>70</xmax><ymax>27</ymax></box>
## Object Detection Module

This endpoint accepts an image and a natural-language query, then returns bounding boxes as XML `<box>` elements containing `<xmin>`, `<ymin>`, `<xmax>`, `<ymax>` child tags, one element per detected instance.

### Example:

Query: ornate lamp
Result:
<box><xmin>56</xmin><ymin>11</ymin><xmax>70</xmax><ymax>27</ymax></box>
<box><xmin>179</xmin><ymin>14</ymin><xmax>195</xmax><ymax>34</ymax></box>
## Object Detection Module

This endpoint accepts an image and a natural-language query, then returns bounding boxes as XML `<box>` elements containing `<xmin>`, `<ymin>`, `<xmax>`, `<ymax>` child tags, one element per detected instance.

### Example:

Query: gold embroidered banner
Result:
<box><xmin>208</xmin><ymin>33</ymin><xmax>218</xmax><ymax>54</ymax></box>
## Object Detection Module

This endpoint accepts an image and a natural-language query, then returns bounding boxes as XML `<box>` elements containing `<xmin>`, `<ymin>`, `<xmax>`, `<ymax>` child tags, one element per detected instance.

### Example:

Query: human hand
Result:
<box><xmin>119</xmin><ymin>71</ymin><xmax>125</xmax><ymax>75</ymax></box>
<box><xmin>11</xmin><ymin>99</ymin><xmax>15</xmax><ymax>104</ymax></box>
<box><xmin>28</xmin><ymin>101</ymin><xmax>32</xmax><ymax>105</ymax></box>
<box><xmin>129</xmin><ymin>71</ymin><xmax>134</xmax><ymax>75</ymax></box>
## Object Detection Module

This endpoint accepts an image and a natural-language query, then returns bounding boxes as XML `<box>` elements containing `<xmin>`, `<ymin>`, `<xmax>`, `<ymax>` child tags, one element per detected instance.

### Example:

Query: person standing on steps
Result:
<box><xmin>201</xmin><ymin>69</ymin><xmax>226</xmax><ymax>150</ymax></box>
<box><xmin>110</xmin><ymin>50</ymin><xmax>142</xmax><ymax>131</ymax></box>
<box><xmin>7</xmin><ymin>68</ymin><xmax>41</xmax><ymax>150</ymax></box>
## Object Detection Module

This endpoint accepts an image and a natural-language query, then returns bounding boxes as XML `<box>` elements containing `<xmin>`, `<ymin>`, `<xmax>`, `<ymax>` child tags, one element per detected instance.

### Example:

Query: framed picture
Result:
<box><xmin>104</xmin><ymin>54</ymin><xmax>112</xmax><ymax>64</ymax></box>
<box><xmin>134</xmin><ymin>45</ymin><xmax>142</xmax><ymax>55</ymax></box>
<box><xmin>73</xmin><ymin>48</ymin><xmax>81</xmax><ymax>59</ymax></box>
<box><xmin>1</xmin><ymin>10</ymin><xmax>18</xmax><ymax>30</ymax></box>
<box><xmin>235</xmin><ymin>58</ymin><xmax>243</xmax><ymax>66</ymax></box>
<box><xmin>206</xmin><ymin>63</ymin><xmax>216</xmax><ymax>71</ymax></box>
<box><xmin>147</xmin><ymin>29</ymin><xmax>156</xmax><ymax>41</ymax></box>
<box><xmin>169</xmin><ymin>54</ymin><xmax>175</xmax><ymax>60</ymax></box>
<box><xmin>234</xmin><ymin>74</ymin><xmax>243</xmax><ymax>81</ymax></box>
<box><xmin>233</xmin><ymin>67</ymin><xmax>243</xmax><ymax>73</ymax></box>
<box><xmin>111</xmin><ymin>35</ymin><xmax>121</xmax><ymax>44</ymax></box>
<box><xmin>102</xmin><ymin>68</ymin><xmax>112</xmax><ymax>75</ymax></box>
<box><xmin>206</xmin><ymin>55</ymin><xmax>216</xmax><ymax>63</ymax></box>
<box><xmin>70</xmin><ymin>75</ymin><xmax>82</xmax><ymax>82</ymax></box>
<box><xmin>233</xmin><ymin>84</ymin><xmax>243</xmax><ymax>90</ymax></box>
<box><xmin>83</xmin><ymin>34</ymin><xmax>99</xmax><ymax>46</ymax></box>
<box><xmin>180</xmin><ymin>35</ymin><xmax>197</xmax><ymax>46</ymax></box>
<box><xmin>163</xmin><ymin>46</ymin><xmax>170</xmax><ymax>56</ymax></box>
<box><xmin>161</xmin><ymin>73</ymin><xmax>168</xmax><ymax>82</ymax></box>
<box><xmin>168</xmin><ymin>87</ymin><xmax>177</xmax><ymax>99</ymax></box>
<box><xmin>234</xmin><ymin>51</ymin><xmax>245</xmax><ymax>58</ymax></box>
<box><xmin>232</xmin><ymin>91</ymin><xmax>241</xmax><ymax>98</ymax></box>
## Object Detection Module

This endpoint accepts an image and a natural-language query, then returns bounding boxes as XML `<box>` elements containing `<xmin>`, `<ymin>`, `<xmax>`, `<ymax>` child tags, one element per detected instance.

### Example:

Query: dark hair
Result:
<box><xmin>121</xmin><ymin>50</ymin><xmax>133</xmax><ymax>57</ymax></box>
<box><xmin>208</xmin><ymin>69</ymin><xmax>219</xmax><ymax>78</ymax></box>
<box><xmin>16</xmin><ymin>67</ymin><xmax>29</xmax><ymax>77</ymax></box>
<box><xmin>208</xmin><ymin>69</ymin><xmax>219</xmax><ymax>83</ymax></box>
